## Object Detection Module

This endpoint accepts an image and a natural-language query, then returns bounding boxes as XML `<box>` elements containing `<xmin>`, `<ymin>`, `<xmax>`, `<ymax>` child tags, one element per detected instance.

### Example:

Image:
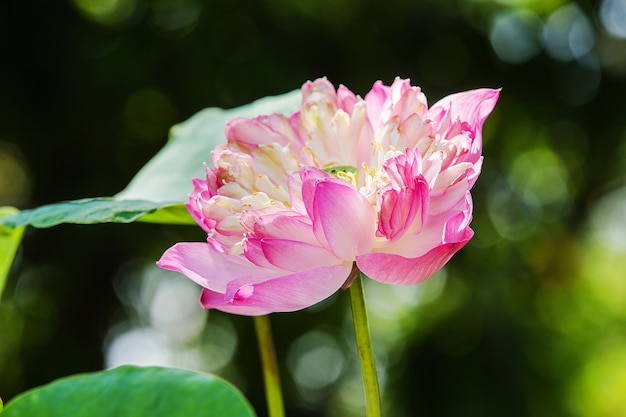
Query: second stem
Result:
<box><xmin>254</xmin><ymin>315</ymin><xmax>285</xmax><ymax>417</ymax></box>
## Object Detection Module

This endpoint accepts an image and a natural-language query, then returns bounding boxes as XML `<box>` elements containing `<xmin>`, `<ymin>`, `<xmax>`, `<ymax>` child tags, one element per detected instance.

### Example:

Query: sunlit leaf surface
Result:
<box><xmin>0</xmin><ymin>366</ymin><xmax>256</xmax><ymax>417</ymax></box>
<box><xmin>0</xmin><ymin>199</ymin><xmax>193</xmax><ymax>228</ymax></box>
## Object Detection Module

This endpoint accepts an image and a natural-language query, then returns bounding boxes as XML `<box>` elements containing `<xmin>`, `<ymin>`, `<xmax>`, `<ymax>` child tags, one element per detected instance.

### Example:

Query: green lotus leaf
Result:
<box><xmin>0</xmin><ymin>366</ymin><xmax>257</xmax><ymax>417</ymax></box>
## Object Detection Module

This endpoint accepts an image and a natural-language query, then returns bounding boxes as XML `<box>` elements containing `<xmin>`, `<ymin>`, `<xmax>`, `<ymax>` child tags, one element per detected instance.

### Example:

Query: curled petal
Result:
<box><xmin>390</xmin><ymin>84</ymin><xmax>428</xmax><ymax>124</ymax></box>
<box><xmin>187</xmin><ymin>186</ymin><xmax>214</xmax><ymax>234</ymax></box>
<box><xmin>388</xmin><ymin>77</ymin><xmax>414</xmax><ymax>104</ymax></box>
<box><xmin>429</xmin><ymin>88</ymin><xmax>500</xmax><ymax>156</ymax></box>
<box><xmin>394</xmin><ymin>113</ymin><xmax>433</xmax><ymax>151</ymax></box>
<box><xmin>337</xmin><ymin>84</ymin><xmax>358</xmax><ymax>113</ymax></box>
<box><xmin>378</xmin><ymin>180</ymin><xmax>428</xmax><ymax>241</ymax></box>
<box><xmin>356</xmin><ymin>227</ymin><xmax>473</xmax><ymax>285</ymax></box>
<box><xmin>380</xmin><ymin>192</ymin><xmax>473</xmax><ymax>258</ymax></box>
<box><xmin>226</xmin><ymin>113</ymin><xmax>303</xmax><ymax>150</ymax></box>
<box><xmin>299</xmin><ymin>79</ymin><xmax>340</xmax><ymax>154</ymax></box>
<box><xmin>364</xmin><ymin>80</ymin><xmax>391</xmax><ymax>128</ymax></box>
<box><xmin>430</xmin><ymin>88</ymin><xmax>500</xmax><ymax>130</ymax></box>
<box><xmin>442</xmin><ymin>194</ymin><xmax>474</xmax><ymax>242</ymax></box>
<box><xmin>200</xmin><ymin>288</ymin><xmax>271</xmax><ymax>316</ymax></box>
<box><xmin>384</xmin><ymin>148</ymin><xmax>422</xmax><ymax>189</ymax></box>
<box><xmin>433</xmin><ymin>162</ymin><xmax>473</xmax><ymax>191</ymax></box>
<box><xmin>200</xmin><ymin>263</ymin><xmax>352</xmax><ymax>315</ymax></box>
<box><xmin>429</xmin><ymin>176</ymin><xmax>470</xmax><ymax>215</ymax></box>
<box><xmin>467</xmin><ymin>157</ymin><xmax>483</xmax><ymax>188</ymax></box>
<box><xmin>378</xmin><ymin>149</ymin><xmax>429</xmax><ymax>240</ymax></box>
<box><xmin>157</xmin><ymin>242</ymin><xmax>276</xmax><ymax>293</ymax></box>
<box><xmin>186</xmin><ymin>165</ymin><xmax>221</xmax><ymax>233</ymax></box>
<box><xmin>301</xmin><ymin>78</ymin><xmax>338</xmax><ymax>105</ymax></box>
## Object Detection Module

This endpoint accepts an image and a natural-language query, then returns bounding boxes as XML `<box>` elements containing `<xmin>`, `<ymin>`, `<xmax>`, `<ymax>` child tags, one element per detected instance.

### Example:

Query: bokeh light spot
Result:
<box><xmin>488</xmin><ymin>182</ymin><xmax>541</xmax><ymax>240</ymax></box>
<box><xmin>599</xmin><ymin>0</ymin><xmax>626</xmax><ymax>39</ymax></box>
<box><xmin>147</xmin><ymin>271</ymin><xmax>206</xmax><ymax>343</ymax></box>
<box><xmin>287</xmin><ymin>330</ymin><xmax>345</xmax><ymax>397</ymax></box>
<box><xmin>105</xmin><ymin>326</ymin><xmax>172</xmax><ymax>368</ymax></box>
<box><xmin>200</xmin><ymin>317</ymin><xmax>238</xmax><ymax>372</ymax></box>
<box><xmin>508</xmin><ymin>146</ymin><xmax>570</xmax><ymax>212</ymax></box>
<box><xmin>72</xmin><ymin>0</ymin><xmax>141</xmax><ymax>28</ymax></box>
<box><xmin>365</xmin><ymin>276</ymin><xmax>446</xmax><ymax>357</ymax></box>
<box><xmin>0</xmin><ymin>141</ymin><xmax>31</xmax><ymax>206</ymax></box>
<box><xmin>570</xmin><ymin>343</ymin><xmax>626</xmax><ymax>417</ymax></box>
<box><xmin>149</xmin><ymin>0</ymin><xmax>202</xmax><ymax>37</ymax></box>
<box><xmin>541</xmin><ymin>3</ymin><xmax>595</xmax><ymax>62</ymax></box>
<box><xmin>589</xmin><ymin>186</ymin><xmax>626</xmax><ymax>253</ymax></box>
<box><xmin>105</xmin><ymin>263</ymin><xmax>237</xmax><ymax>373</ymax></box>
<box><xmin>490</xmin><ymin>9</ymin><xmax>542</xmax><ymax>64</ymax></box>
<box><xmin>333</xmin><ymin>377</ymin><xmax>366</xmax><ymax>417</ymax></box>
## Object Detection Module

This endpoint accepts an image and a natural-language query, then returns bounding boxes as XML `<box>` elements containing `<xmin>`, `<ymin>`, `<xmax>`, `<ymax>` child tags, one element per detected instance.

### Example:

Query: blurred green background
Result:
<box><xmin>1</xmin><ymin>0</ymin><xmax>626</xmax><ymax>416</ymax></box>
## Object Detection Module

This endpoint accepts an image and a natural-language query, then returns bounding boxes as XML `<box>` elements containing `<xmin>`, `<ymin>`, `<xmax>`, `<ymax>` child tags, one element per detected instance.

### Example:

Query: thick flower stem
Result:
<box><xmin>349</xmin><ymin>272</ymin><xmax>382</xmax><ymax>417</ymax></box>
<box><xmin>253</xmin><ymin>315</ymin><xmax>285</xmax><ymax>417</ymax></box>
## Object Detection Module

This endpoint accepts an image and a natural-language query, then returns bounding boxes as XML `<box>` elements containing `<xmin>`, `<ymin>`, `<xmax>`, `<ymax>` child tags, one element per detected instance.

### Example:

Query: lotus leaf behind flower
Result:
<box><xmin>157</xmin><ymin>77</ymin><xmax>499</xmax><ymax>315</ymax></box>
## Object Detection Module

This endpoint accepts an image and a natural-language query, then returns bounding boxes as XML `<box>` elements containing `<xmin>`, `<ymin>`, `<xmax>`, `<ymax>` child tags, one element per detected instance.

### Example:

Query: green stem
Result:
<box><xmin>349</xmin><ymin>272</ymin><xmax>382</xmax><ymax>417</ymax></box>
<box><xmin>254</xmin><ymin>315</ymin><xmax>285</xmax><ymax>417</ymax></box>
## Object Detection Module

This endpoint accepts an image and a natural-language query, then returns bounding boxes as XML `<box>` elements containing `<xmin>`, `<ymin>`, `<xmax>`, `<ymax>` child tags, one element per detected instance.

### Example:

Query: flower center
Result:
<box><xmin>322</xmin><ymin>165</ymin><xmax>358</xmax><ymax>176</ymax></box>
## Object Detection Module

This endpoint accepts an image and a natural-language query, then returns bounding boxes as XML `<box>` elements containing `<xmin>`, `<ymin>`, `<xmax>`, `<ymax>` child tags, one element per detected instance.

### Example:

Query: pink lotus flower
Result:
<box><xmin>157</xmin><ymin>78</ymin><xmax>499</xmax><ymax>315</ymax></box>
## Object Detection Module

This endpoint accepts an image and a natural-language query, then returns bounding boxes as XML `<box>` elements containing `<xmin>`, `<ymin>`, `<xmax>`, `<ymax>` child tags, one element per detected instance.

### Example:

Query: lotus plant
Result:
<box><xmin>157</xmin><ymin>77</ymin><xmax>498</xmax><ymax>417</ymax></box>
